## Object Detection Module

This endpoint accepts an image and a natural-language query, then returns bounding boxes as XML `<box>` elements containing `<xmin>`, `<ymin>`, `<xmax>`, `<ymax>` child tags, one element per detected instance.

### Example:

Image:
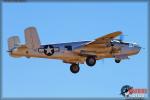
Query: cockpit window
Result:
<box><xmin>65</xmin><ymin>45</ymin><xmax>72</xmax><ymax>51</ymax></box>
<box><xmin>111</xmin><ymin>39</ymin><xmax>138</xmax><ymax>47</ymax></box>
<box><xmin>111</xmin><ymin>40</ymin><xmax>120</xmax><ymax>43</ymax></box>
<box><xmin>129</xmin><ymin>43</ymin><xmax>134</xmax><ymax>47</ymax></box>
<box><xmin>111</xmin><ymin>40</ymin><xmax>128</xmax><ymax>45</ymax></box>
<box><xmin>121</xmin><ymin>42</ymin><xmax>129</xmax><ymax>45</ymax></box>
<box><xmin>129</xmin><ymin>43</ymin><xmax>137</xmax><ymax>47</ymax></box>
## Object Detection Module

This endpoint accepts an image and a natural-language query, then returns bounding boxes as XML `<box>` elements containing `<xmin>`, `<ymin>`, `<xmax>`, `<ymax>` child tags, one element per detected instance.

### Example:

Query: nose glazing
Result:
<box><xmin>134</xmin><ymin>45</ymin><xmax>141</xmax><ymax>54</ymax></box>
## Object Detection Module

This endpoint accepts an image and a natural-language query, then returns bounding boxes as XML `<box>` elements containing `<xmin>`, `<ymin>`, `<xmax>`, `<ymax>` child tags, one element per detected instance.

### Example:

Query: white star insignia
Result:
<box><xmin>46</xmin><ymin>46</ymin><xmax>53</xmax><ymax>54</ymax></box>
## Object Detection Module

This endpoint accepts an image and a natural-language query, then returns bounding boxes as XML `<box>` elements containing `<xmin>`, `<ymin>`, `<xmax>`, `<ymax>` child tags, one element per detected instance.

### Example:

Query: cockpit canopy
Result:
<box><xmin>129</xmin><ymin>43</ymin><xmax>138</xmax><ymax>47</ymax></box>
<box><xmin>111</xmin><ymin>39</ymin><xmax>138</xmax><ymax>47</ymax></box>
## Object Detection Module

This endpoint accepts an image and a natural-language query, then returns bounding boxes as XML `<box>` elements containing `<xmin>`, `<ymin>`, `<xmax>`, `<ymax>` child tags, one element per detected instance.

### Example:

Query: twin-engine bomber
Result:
<box><xmin>8</xmin><ymin>27</ymin><xmax>141</xmax><ymax>74</ymax></box>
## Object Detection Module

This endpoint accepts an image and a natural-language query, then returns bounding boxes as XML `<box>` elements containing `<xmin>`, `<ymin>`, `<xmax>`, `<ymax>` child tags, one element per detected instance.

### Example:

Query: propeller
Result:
<box><xmin>119</xmin><ymin>34</ymin><xmax>124</xmax><ymax>41</ymax></box>
<box><xmin>109</xmin><ymin>34</ymin><xmax>125</xmax><ymax>54</ymax></box>
<box><xmin>114</xmin><ymin>34</ymin><xmax>127</xmax><ymax>42</ymax></box>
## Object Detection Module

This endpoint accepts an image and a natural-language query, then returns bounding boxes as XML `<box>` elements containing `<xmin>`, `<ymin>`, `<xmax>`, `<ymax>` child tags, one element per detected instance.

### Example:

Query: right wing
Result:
<box><xmin>73</xmin><ymin>31</ymin><xmax>122</xmax><ymax>57</ymax></box>
<box><xmin>75</xmin><ymin>31</ymin><xmax>122</xmax><ymax>49</ymax></box>
<box><xmin>83</xmin><ymin>31</ymin><xmax>122</xmax><ymax>48</ymax></box>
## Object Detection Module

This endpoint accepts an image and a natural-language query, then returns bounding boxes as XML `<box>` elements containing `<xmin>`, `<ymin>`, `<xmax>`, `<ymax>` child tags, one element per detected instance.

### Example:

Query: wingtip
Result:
<box><xmin>116</xmin><ymin>31</ymin><xmax>122</xmax><ymax>34</ymax></box>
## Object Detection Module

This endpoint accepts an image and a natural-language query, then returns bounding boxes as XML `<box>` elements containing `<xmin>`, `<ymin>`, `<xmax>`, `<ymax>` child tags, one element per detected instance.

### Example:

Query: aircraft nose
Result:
<box><xmin>134</xmin><ymin>46</ymin><xmax>141</xmax><ymax>54</ymax></box>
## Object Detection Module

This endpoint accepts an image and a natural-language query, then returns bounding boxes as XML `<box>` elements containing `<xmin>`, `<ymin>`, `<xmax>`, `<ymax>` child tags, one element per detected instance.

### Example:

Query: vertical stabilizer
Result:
<box><xmin>24</xmin><ymin>27</ymin><xmax>41</xmax><ymax>51</ymax></box>
<box><xmin>8</xmin><ymin>36</ymin><xmax>20</xmax><ymax>51</ymax></box>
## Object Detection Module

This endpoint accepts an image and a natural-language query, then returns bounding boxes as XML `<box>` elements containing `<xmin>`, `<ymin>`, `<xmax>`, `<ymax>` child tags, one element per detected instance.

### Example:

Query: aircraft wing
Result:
<box><xmin>75</xmin><ymin>31</ymin><xmax>122</xmax><ymax>49</ymax></box>
<box><xmin>86</xmin><ymin>31</ymin><xmax>122</xmax><ymax>45</ymax></box>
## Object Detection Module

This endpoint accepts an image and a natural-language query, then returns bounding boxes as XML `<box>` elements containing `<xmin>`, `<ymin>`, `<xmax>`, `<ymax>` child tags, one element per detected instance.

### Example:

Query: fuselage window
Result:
<box><xmin>65</xmin><ymin>45</ymin><xmax>72</xmax><ymax>51</ymax></box>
